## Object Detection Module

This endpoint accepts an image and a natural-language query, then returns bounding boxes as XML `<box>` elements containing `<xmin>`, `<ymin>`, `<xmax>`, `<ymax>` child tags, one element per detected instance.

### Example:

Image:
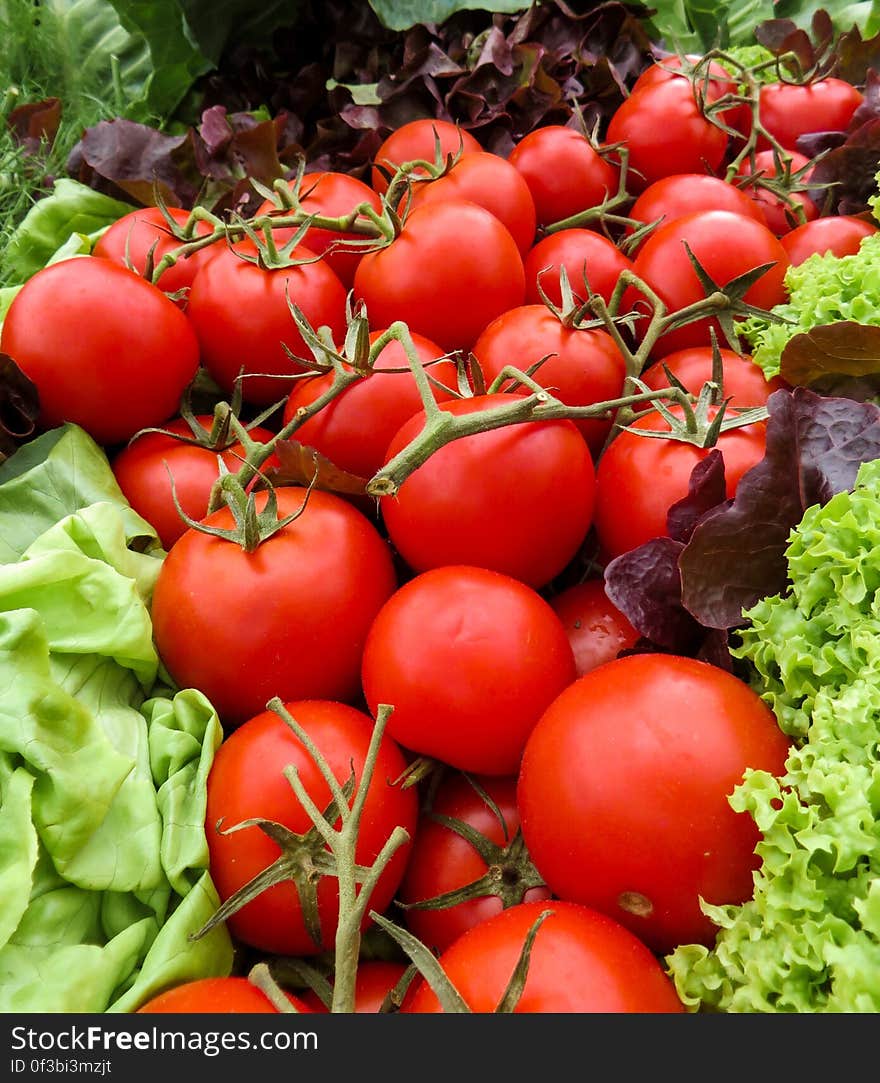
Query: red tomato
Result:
<box><xmin>92</xmin><ymin>206</ymin><xmax>216</xmax><ymax>300</ymax></box>
<box><xmin>151</xmin><ymin>487</ymin><xmax>398</xmax><ymax>727</ymax></box>
<box><xmin>471</xmin><ymin>305</ymin><xmax>626</xmax><ymax>457</ymax></box>
<box><xmin>379</xmin><ymin>393</ymin><xmax>595</xmax><ymax>589</ymax></box>
<box><xmin>592</xmin><ymin>405</ymin><xmax>767</xmax><ymax>559</ymax></box>
<box><xmin>137</xmin><ymin>977</ymin><xmax>314</xmax><ymax>1013</ymax></box>
<box><xmin>186</xmin><ymin>239</ymin><xmax>348</xmax><ymax>407</ymax></box>
<box><xmin>401</xmin><ymin>900</ymin><xmax>685</xmax><ymax>1013</ymax></box>
<box><xmin>254</xmin><ymin>171</ymin><xmax>383</xmax><ymax>288</ymax></box>
<box><xmin>632</xmin><ymin>55</ymin><xmax>751</xmax><ymax>138</ymax></box>
<box><xmin>523</xmin><ymin>228</ymin><xmax>633</xmax><ymax>308</ymax></box>
<box><xmin>353</xmin><ymin>200</ymin><xmax>526</xmax><ymax>353</ymax></box>
<box><xmin>281</xmin><ymin>329</ymin><xmax>456</xmax><ymax>480</ymax></box>
<box><xmin>627</xmin><ymin>209</ymin><xmax>790</xmax><ymax>357</ymax></box>
<box><xmin>112</xmin><ymin>416</ymin><xmax>280</xmax><ymax>550</ymax></box>
<box><xmin>1</xmin><ymin>257</ymin><xmax>200</xmax><ymax>446</ymax></box>
<box><xmin>548</xmin><ymin>579</ymin><xmax>640</xmax><ymax>677</ymax></box>
<box><xmin>517</xmin><ymin>653</ymin><xmax>792</xmax><ymax>954</ymax></box>
<box><xmin>506</xmin><ymin>125</ymin><xmax>619</xmax><ymax>228</ymax></box>
<box><xmin>758</xmin><ymin>78</ymin><xmax>863</xmax><ymax>152</ymax></box>
<box><xmin>205</xmin><ymin>700</ymin><xmax>417</xmax><ymax>956</ymax></box>
<box><xmin>640</xmin><ymin>345</ymin><xmax>788</xmax><ymax>407</ymax></box>
<box><xmin>735</xmin><ymin>150</ymin><xmax>818</xmax><ymax>235</ymax></box>
<box><xmin>781</xmin><ymin>214</ymin><xmax>879</xmax><ymax>265</ymax></box>
<box><xmin>371</xmin><ymin>118</ymin><xmax>481</xmax><ymax>194</ymax></box>
<box><xmin>299</xmin><ymin>961</ymin><xmax>416</xmax><ymax>1013</ymax></box>
<box><xmin>606</xmin><ymin>78</ymin><xmax>730</xmax><ymax>193</ymax></box>
<box><xmin>626</xmin><ymin>173</ymin><xmax>765</xmax><ymax>249</ymax></box>
<box><xmin>406</xmin><ymin>151</ymin><xmax>537</xmax><ymax>255</ymax></box>
<box><xmin>361</xmin><ymin>566</ymin><xmax>576</xmax><ymax>775</ymax></box>
<box><xmin>397</xmin><ymin>772</ymin><xmax>552</xmax><ymax>952</ymax></box>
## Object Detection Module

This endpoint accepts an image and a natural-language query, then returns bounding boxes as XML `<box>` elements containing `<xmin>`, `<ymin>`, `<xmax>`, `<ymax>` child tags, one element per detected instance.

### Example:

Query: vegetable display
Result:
<box><xmin>5</xmin><ymin>0</ymin><xmax>880</xmax><ymax>1019</ymax></box>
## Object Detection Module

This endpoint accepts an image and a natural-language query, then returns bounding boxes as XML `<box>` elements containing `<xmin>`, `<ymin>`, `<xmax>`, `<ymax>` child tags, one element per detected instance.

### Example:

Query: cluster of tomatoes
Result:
<box><xmin>1</xmin><ymin>54</ymin><xmax>872</xmax><ymax>1013</ymax></box>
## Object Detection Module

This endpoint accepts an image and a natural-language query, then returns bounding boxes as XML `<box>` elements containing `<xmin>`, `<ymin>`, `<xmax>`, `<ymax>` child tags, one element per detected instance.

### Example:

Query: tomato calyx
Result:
<box><xmin>397</xmin><ymin>778</ymin><xmax>547</xmax><ymax>917</ymax></box>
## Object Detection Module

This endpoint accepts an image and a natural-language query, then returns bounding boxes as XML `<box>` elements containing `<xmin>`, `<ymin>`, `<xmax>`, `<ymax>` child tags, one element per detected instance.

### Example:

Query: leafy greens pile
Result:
<box><xmin>0</xmin><ymin>424</ymin><xmax>232</xmax><ymax>1012</ymax></box>
<box><xmin>667</xmin><ymin>456</ymin><xmax>880</xmax><ymax>1012</ymax></box>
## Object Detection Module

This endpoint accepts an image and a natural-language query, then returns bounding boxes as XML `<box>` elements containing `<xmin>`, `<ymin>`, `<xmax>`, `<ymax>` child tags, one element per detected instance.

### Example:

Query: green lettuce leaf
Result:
<box><xmin>0</xmin><ymin>425</ymin><xmax>232</xmax><ymax>1013</ymax></box>
<box><xmin>365</xmin><ymin>0</ymin><xmax>528</xmax><ymax>32</ymax></box>
<box><xmin>666</xmin><ymin>457</ymin><xmax>880</xmax><ymax>1012</ymax></box>
<box><xmin>2</xmin><ymin>179</ymin><xmax>133</xmax><ymax>286</ymax></box>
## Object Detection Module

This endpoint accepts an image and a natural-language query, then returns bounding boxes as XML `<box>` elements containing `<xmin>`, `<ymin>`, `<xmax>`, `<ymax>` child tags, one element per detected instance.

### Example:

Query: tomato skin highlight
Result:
<box><xmin>151</xmin><ymin>486</ymin><xmax>398</xmax><ymax>728</ymax></box>
<box><xmin>398</xmin><ymin>772</ymin><xmax>552</xmax><ymax>952</ymax></box>
<box><xmin>186</xmin><ymin>241</ymin><xmax>348</xmax><ymax>407</ymax></box>
<box><xmin>516</xmin><ymin>653</ymin><xmax>792</xmax><ymax>955</ymax></box>
<box><xmin>111</xmin><ymin>416</ymin><xmax>280</xmax><ymax>550</ymax></box>
<box><xmin>361</xmin><ymin>565</ymin><xmax>577</xmax><ymax>776</ymax></box>
<box><xmin>471</xmin><ymin>304</ymin><xmax>626</xmax><ymax>457</ymax></box>
<box><xmin>137</xmin><ymin>977</ymin><xmax>314</xmax><ymax>1013</ymax></box>
<box><xmin>353</xmin><ymin>200</ymin><xmax>526</xmax><ymax>353</ymax></box>
<box><xmin>380</xmin><ymin>393</ymin><xmax>595</xmax><ymax>590</ymax></box>
<box><xmin>592</xmin><ymin>405</ymin><xmax>767</xmax><ymax>560</ymax></box>
<box><xmin>204</xmin><ymin>700</ymin><xmax>417</xmax><ymax>957</ymax></box>
<box><xmin>1</xmin><ymin>256</ymin><xmax>200</xmax><ymax>446</ymax></box>
<box><xmin>402</xmin><ymin>900</ymin><xmax>686</xmax><ymax>1013</ymax></box>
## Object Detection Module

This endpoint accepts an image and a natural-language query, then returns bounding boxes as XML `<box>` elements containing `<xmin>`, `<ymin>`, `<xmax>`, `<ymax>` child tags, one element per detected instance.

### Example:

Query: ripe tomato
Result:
<box><xmin>186</xmin><ymin>239</ymin><xmax>348</xmax><ymax>407</ymax></box>
<box><xmin>523</xmin><ymin>227</ymin><xmax>633</xmax><ymax>308</ymax></box>
<box><xmin>640</xmin><ymin>345</ymin><xmax>788</xmax><ymax>407</ymax></box>
<box><xmin>205</xmin><ymin>700</ymin><xmax>417</xmax><ymax>956</ymax></box>
<box><xmin>401</xmin><ymin>900</ymin><xmax>685</xmax><ymax>1013</ymax></box>
<box><xmin>593</xmin><ymin>405</ymin><xmax>767</xmax><ymax>559</ymax></box>
<box><xmin>371</xmin><ymin>118</ymin><xmax>481</xmax><ymax>194</ymax></box>
<box><xmin>254</xmin><ymin>171</ymin><xmax>383</xmax><ymax>288</ymax></box>
<box><xmin>757</xmin><ymin>78</ymin><xmax>863</xmax><ymax>152</ymax></box>
<box><xmin>92</xmin><ymin>205</ymin><xmax>216</xmax><ymax>300</ymax></box>
<box><xmin>0</xmin><ymin>256</ymin><xmax>200</xmax><ymax>446</ymax></box>
<box><xmin>606</xmin><ymin>78</ymin><xmax>730</xmax><ymax>193</ymax></box>
<box><xmin>397</xmin><ymin>772</ymin><xmax>552</xmax><ymax>952</ymax></box>
<box><xmin>281</xmin><ymin>329</ymin><xmax>456</xmax><ymax>480</ymax></box>
<box><xmin>406</xmin><ymin>151</ymin><xmax>537</xmax><ymax>255</ymax></box>
<box><xmin>734</xmin><ymin>150</ymin><xmax>818</xmax><ymax>235</ymax></box>
<box><xmin>626</xmin><ymin>173</ymin><xmax>765</xmax><ymax>249</ymax></box>
<box><xmin>361</xmin><ymin>565</ymin><xmax>576</xmax><ymax>775</ymax></box>
<box><xmin>112</xmin><ymin>416</ymin><xmax>280</xmax><ymax>550</ymax></box>
<box><xmin>353</xmin><ymin>200</ymin><xmax>526</xmax><ymax>353</ymax></box>
<box><xmin>781</xmin><ymin>214</ymin><xmax>879</xmax><ymax>266</ymax></box>
<box><xmin>470</xmin><ymin>304</ymin><xmax>627</xmax><ymax>457</ymax></box>
<box><xmin>137</xmin><ymin>977</ymin><xmax>314</xmax><ymax>1013</ymax></box>
<box><xmin>151</xmin><ymin>486</ymin><xmax>398</xmax><ymax>728</ymax></box>
<box><xmin>506</xmin><ymin>125</ymin><xmax>619</xmax><ymax>228</ymax></box>
<box><xmin>630</xmin><ymin>54</ymin><xmax>750</xmax><ymax>139</ymax></box>
<box><xmin>379</xmin><ymin>392</ymin><xmax>595</xmax><ymax>590</ymax></box>
<box><xmin>627</xmin><ymin>209</ymin><xmax>790</xmax><ymax>357</ymax></box>
<box><xmin>548</xmin><ymin>578</ymin><xmax>640</xmax><ymax>677</ymax></box>
<box><xmin>299</xmin><ymin>961</ymin><xmax>416</xmax><ymax>1013</ymax></box>
<box><xmin>517</xmin><ymin>653</ymin><xmax>792</xmax><ymax>954</ymax></box>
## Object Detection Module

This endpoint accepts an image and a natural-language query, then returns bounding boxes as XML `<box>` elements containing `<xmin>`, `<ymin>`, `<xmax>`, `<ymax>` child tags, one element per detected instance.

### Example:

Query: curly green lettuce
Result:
<box><xmin>666</xmin><ymin>456</ymin><xmax>880</xmax><ymax>1013</ymax></box>
<box><xmin>739</xmin><ymin>231</ymin><xmax>880</xmax><ymax>380</ymax></box>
